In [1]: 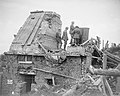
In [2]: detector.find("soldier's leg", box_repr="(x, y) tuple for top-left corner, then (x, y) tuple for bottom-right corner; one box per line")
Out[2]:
(79, 37), (82, 44)
(59, 43), (62, 49)
(76, 38), (79, 45)
(74, 38), (77, 45)
(64, 41), (67, 50)
(70, 35), (72, 44)
(57, 42), (59, 49)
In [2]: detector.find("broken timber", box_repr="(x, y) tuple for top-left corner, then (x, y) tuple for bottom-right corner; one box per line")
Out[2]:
(104, 51), (120, 64)
(34, 68), (82, 81)
(33, 68), (98, 82)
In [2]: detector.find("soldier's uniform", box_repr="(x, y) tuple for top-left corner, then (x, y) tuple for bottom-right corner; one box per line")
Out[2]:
(73, 26), (82, 45)
(56, 30), (62, 49)
(69, 22), (74, 45)
(62, 27), (68, 50)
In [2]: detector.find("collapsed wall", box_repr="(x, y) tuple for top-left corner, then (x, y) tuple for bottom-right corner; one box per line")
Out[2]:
(2, 10), (105, 96)
(9, 11), (62, 55)
(1, 11), (63, 96)
(34, 56), (83, 91)
(2, 11), (86, 95)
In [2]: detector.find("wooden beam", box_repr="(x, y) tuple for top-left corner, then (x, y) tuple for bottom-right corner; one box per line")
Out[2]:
(27, 13), (45, 45)
(33, 68), (81, 81)
(107, 62), (117, 66)
(92, 56), (102, 61)
(33, 68), (99, 83)
(102, 53), (113, 96)
(104, 51), (120, 63)
(103, 54), (107, 69)
(107, 56), (119, 64)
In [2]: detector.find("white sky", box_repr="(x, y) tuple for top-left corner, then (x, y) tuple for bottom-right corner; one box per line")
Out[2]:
(0, 0), (120, 54)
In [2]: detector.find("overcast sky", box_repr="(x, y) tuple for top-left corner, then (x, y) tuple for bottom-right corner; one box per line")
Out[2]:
(0, 0), (120, 54)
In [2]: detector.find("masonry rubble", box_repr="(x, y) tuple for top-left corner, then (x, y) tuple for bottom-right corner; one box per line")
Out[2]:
(0, 10), (120, 96)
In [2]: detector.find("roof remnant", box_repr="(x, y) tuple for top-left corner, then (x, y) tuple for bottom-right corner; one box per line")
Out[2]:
(9, 11), (62, 55)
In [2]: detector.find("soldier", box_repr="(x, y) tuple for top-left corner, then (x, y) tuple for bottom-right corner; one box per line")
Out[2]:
(105, 40), (109, 50)
(73, 26), (82, 45)
(56, 29), (62, 49)
(96, 36), (101, 48)
(69, 21), (75, 45)
(62, 27), (68, 50)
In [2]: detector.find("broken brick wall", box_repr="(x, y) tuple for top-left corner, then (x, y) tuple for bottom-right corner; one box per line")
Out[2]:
(34, 56), (83, 91)
(1, 54), (84, 94)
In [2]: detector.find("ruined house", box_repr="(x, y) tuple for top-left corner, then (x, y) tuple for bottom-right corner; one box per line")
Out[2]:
(1, 10), (120, 96)
(1, 10), (91, 95)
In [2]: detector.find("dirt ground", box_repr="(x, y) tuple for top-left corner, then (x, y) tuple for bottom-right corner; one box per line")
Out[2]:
(22, 88), (104, 96)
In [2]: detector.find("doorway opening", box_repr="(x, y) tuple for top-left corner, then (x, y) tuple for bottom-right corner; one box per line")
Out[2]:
(20, 74), (36, 93)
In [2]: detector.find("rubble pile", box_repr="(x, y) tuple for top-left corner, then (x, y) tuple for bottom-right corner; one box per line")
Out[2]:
(0, 11), (120, 96)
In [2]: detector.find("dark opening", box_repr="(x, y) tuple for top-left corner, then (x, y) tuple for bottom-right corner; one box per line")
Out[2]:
(25, 75), (35, 92)
(92, 49), (102, 68)
(18, 55), (25, 61)
(20, 74), (35, 93)
(46, 78), (53, 86)
(31, 17), (35, 19)
(34, 56), (41, 61)
(27, 56), (32, 61)
(18, 55), (32, 62)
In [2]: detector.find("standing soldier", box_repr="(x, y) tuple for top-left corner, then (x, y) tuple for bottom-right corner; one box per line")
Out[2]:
(96, 36), (101, 48)
(56, 29), (62, 49)
(62, 27), (68, 50)
(105, 40), (109, 50)
(69, 21), (75, 45)
(73, 26), (82, 45)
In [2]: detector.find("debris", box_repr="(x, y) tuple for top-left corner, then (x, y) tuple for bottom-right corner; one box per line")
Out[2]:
(1, 10), (120, 96)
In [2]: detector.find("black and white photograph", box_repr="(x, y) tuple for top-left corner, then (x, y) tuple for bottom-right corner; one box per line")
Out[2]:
(0, 0), (120, 96)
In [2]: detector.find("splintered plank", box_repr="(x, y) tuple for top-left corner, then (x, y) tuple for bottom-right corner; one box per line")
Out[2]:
(33, 68), (81, 81)
(26, 13), (45, 45)
(13, 13), (42, 45)
(103, 53), (107, 69)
